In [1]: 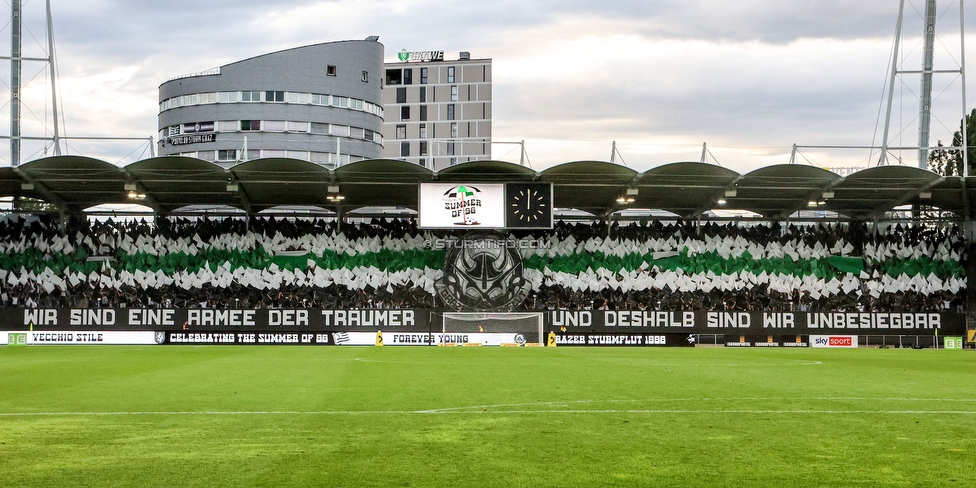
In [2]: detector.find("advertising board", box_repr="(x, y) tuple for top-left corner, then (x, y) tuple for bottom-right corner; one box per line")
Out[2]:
(810, 335), (858, 348)
(2, 331), (161, 345)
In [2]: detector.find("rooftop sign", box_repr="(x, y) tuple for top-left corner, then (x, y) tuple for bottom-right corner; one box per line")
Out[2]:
(397, 49), (444, 62)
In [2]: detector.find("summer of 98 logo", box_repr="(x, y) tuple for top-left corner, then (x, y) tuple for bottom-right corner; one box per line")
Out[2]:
(442, 185), (483, 226)
(436, 232), (531, 311)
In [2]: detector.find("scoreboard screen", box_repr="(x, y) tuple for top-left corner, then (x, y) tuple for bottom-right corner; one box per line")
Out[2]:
(418, 183), (552, 229)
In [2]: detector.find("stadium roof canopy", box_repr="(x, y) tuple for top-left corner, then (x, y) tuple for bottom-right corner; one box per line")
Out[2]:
(1, 156), (967, 220)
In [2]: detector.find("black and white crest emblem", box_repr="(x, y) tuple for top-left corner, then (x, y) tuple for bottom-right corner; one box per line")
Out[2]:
(154, 331), (166, 344)
(436, 231), (530, 311)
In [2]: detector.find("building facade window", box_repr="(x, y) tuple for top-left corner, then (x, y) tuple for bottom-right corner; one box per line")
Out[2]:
(287, 120), (309, 132)
(362, 70), (369, 82)
(447, 66), (455, 83)
(403, 69), (412, 85)
(400, 106), (410, 120)
(419, 123), (426, 139)
(263, 120), (286, 131)
(419, 158), (426, 167)
(451, 85), (458, 101)
(385, 69), (402, 85)
(396, 124), (406, 139)
(160, 90), (384, 118)
(419, 105), (427, 121)
(217, 149), (238, 161)
(396, 87), (407, 104)
(327, 65), (337, 76)
(241, 120), (261, 131)
(218, 91), (239, 103)
(447, 104), (455, 120)
(419, 141), (428, 156)
(286, 92), (309, 104)
(421, 67), (428, 84)
(451, 122), (458, 138)
(400, 141), (410, 157)
(310, 152), (328, 164)
(450, 157), (458, 166)
(419, 86), (426, 103)
(447, 141), (455, 155)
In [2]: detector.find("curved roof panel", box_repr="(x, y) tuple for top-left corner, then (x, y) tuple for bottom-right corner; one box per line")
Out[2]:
(231, 157), (332, 180)
(335, 159), (433, 210)
(230, 158), (332, 212)
(124, 156), (235, 212)
(335, 158), (433, 182)
(733, 164), (840, 218)
(18, 156), (127, 209)
(632, 162), (739, 217)
(829, 166), (944, 218)
(541, 161), (637, 216)
(437, 160), (537, 183)
(1, 156), (969, 220)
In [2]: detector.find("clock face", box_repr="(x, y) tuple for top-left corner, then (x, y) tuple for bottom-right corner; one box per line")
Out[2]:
(512, 188), (545, 222)
(505, 183), (552, 228)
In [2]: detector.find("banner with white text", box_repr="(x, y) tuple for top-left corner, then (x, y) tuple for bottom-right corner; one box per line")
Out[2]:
(545, 310), (963, 336)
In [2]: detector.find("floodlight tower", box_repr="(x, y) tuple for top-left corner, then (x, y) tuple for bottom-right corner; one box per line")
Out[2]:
(879, 0), (968, 174)
(4, 0), (62, 167)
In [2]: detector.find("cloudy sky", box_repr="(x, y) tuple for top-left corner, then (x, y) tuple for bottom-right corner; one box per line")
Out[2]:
(2, 0), (974, 173)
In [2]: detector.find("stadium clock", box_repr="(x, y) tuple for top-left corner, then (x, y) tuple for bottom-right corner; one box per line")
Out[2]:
(505, 183), (552, 228)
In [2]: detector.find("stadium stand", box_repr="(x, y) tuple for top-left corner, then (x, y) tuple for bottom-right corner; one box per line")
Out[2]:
(0, 214), (965, 313)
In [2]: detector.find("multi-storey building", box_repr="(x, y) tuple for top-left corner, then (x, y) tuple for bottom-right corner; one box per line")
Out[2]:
(382, 51), (491, 170)
(157, 39), (384, 167)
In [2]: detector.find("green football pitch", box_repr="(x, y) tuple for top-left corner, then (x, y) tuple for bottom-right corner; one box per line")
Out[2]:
(0, 345), (973, 487)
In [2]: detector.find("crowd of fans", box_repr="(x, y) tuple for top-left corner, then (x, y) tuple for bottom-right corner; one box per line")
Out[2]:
(0, 214), (967, 313)
(522, 220), (967, 313)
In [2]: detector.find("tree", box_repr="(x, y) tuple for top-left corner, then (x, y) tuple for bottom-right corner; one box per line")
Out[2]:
(928, 140), (956, 175)
(928, 108), (976, 176)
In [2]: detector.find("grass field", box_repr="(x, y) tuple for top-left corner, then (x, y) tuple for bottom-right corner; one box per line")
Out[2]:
(0, 345), (973, 487)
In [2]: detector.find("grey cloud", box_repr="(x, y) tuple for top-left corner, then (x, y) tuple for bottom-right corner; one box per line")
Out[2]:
(4, 0), (969, 172)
